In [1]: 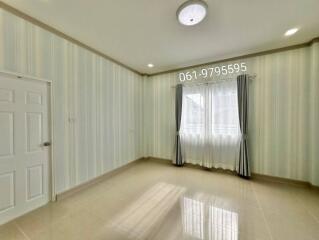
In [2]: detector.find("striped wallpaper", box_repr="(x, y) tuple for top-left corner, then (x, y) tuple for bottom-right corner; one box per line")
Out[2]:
(1, 6), (319, 190)
(0, 9), (144, 194)
(145, 43), (319, 186)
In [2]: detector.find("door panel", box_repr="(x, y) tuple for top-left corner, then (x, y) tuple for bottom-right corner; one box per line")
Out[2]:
(25, 91), (42, 105)
(0, 88), (14, 103)
(0, 112), (14, 158)
(0, 74), (50, 225)
(26, 165), (43, 201)
(26, 112), (43, 153)
(0, 172), (15, 212)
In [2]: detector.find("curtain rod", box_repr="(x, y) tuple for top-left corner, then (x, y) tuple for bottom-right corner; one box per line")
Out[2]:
(171, 74), (256, 88)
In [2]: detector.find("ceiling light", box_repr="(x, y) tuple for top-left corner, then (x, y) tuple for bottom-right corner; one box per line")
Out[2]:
(177, 0), (208, 26)
(285, 28), (299, 36)
(147, 63), (154, 68)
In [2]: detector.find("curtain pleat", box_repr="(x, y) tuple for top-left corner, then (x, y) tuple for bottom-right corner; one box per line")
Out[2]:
(180, 81), (240, 170)
(174, 84), (183, 166)
(237, 74), (250, 178)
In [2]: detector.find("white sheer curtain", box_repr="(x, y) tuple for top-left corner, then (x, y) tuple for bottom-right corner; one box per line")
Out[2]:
(180, 80), (240, 170)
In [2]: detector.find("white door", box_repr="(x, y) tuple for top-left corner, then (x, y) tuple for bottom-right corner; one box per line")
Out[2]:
(0, 73), (50, 225)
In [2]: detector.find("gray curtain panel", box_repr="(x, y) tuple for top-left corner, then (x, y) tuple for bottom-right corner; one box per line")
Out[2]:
(237, 74), (250, 178)
(174, 84), (183, 166)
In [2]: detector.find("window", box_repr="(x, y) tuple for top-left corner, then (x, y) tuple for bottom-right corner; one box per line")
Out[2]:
(210, 88), (240, 136)
(181, 81), (240, 137)
(180, 81), (240, 169)
(183, 93), (204, 134)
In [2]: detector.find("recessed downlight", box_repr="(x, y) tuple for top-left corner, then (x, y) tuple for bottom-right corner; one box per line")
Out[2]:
(147, 63), (154, 68)
(177, 0), (208, 26)
(285, 28), (299, 36)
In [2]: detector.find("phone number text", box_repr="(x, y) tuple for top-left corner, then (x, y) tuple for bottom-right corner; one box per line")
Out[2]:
(178, 62), (247, 82)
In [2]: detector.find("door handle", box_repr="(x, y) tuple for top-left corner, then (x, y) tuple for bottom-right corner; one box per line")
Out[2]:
(43, 142), (51, 147)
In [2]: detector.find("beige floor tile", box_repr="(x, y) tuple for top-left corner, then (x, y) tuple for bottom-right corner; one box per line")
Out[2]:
(54, 211), (105, 240)
(264, 211), (319, 240)
(93, 225), (131, 240)
(238, 231), (271, 240)
(29, 226), (65, 240)
(14, 199), (81, 238)
(0, 223), (28, 240)
(1, 160), (318, 240)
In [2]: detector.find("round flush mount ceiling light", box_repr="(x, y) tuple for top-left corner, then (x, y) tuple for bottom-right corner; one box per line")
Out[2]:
(177, 0), (208, 26)
(285, 28), (299, 36)
(147, 63), (154, 68)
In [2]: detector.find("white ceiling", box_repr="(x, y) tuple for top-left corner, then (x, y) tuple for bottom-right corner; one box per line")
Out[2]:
(3, 0), (319, 74)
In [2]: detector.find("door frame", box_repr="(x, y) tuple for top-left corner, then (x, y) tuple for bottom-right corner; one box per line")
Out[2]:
(0, 69), (56, 202)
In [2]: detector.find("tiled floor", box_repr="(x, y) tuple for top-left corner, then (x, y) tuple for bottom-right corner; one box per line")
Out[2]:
(1, 160), (319, 240)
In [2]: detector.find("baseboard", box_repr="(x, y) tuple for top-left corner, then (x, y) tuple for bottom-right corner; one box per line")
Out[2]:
(146, 156), (319, 189)
(145, 156), (172, 164)
(56, 156), (318, 200)
(56, 157), (146, 201)
(251, 173), (310, 187)
(252, 173), (319, 190)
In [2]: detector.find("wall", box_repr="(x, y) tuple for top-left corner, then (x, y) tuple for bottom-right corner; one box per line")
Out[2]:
(144, 43), (319, 186)
(0, 9), (144, 194)
(1, 6), (318, 189)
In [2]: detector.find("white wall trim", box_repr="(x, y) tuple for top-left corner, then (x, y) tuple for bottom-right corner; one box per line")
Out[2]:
(0, 69), (52, 83)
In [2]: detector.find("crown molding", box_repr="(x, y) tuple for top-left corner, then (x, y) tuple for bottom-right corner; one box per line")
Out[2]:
(0, 2), (143, 75)
(149, 37), (319, 76)
(1, 2), (318, 77)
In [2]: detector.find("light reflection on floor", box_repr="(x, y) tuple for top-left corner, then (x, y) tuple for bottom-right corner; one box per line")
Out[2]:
(109, 182), (238, 240)
(182, 194), (238, 240)
(5, 161), (318, 240)
(109, 182), (186, 239)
